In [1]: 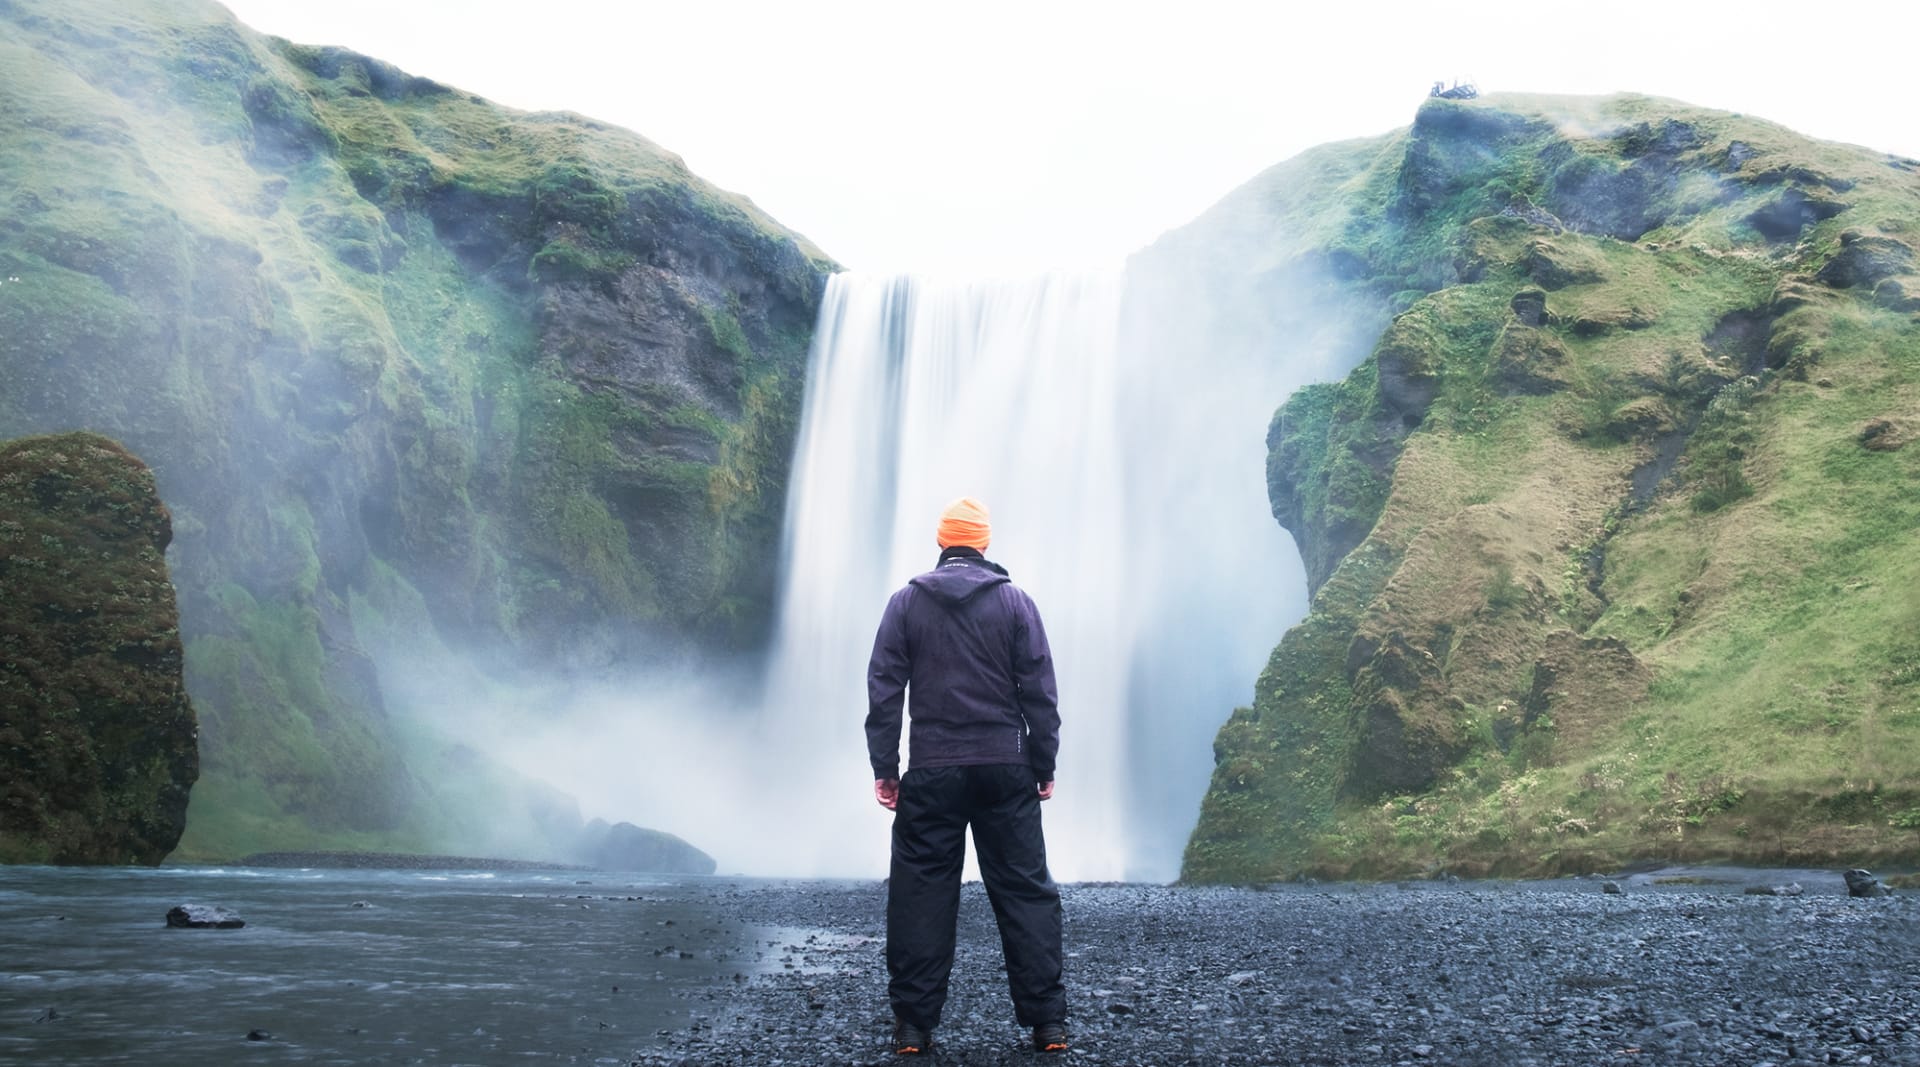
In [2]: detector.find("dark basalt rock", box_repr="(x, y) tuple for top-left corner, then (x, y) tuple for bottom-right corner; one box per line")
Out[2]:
(1745, 187), (1848, 240)
(1817, 231), (1915, 289)
(167, 904), (245, 929)
(1510, 288), (1549, 327)
(1874, 275), (1920, 312)
(1844, 869), (1891, 898)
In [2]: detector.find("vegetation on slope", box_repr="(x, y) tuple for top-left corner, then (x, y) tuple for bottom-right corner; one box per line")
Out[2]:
(1185, 94), (1920, 881)
(0, 0), (830, 860)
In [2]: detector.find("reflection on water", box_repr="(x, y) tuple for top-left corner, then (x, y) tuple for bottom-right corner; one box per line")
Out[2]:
(0, 865), (744, 1065)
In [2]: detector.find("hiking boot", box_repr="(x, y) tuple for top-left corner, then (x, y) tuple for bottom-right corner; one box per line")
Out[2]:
(1032, 1021), (1069, 1054)
(892, 1018), (931, 1056)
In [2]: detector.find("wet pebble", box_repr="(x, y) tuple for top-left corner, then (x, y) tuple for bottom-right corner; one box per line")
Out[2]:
(625, 877), (1918, 1066)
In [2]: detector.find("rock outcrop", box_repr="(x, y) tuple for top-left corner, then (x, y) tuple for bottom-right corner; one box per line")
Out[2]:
(1184, 94), (1920, 883)
(574, 819), (716, 875)
(0, 0), (829, 859)
(0, 433), (198, 864)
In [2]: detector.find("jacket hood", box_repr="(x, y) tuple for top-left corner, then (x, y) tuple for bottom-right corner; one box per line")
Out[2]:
(909, 552), (1010, 607)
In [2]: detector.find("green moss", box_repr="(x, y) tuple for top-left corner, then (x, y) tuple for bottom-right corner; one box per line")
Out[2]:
(0, 432), (197, 864)
(1188, 91), (1920, 882)
(0, 0), (832, 860)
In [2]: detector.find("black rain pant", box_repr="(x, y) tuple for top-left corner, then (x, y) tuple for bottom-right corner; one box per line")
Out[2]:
(886, 763), (1065, 1031)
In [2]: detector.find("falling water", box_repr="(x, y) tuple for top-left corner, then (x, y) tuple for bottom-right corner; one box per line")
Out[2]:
(744, 268), (1331, 882)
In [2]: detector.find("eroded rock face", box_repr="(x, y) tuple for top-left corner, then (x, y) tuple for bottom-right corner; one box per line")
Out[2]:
(0, 0), (830, 857)
(0, 433), (198, 865)
(1817, 231), (1915, 289)
(1345, 634), (1469, 797)
(1186, 93), (1920, 885)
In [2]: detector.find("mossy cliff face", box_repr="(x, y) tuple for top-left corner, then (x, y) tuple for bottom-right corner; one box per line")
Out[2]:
(0, 433), (198, 864)
(1185, 94), (1920, 882)
(0, 0), (830, 858)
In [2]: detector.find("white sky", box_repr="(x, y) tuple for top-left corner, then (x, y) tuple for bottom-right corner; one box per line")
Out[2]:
(217, 0), (1920, 276)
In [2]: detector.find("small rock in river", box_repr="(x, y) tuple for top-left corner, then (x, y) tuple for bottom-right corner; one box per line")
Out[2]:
(1845, 869), (1891, 898)
(246, 1029), (272, 1041)
(167, 904), (244, 929)
(348, 900), (372, 909)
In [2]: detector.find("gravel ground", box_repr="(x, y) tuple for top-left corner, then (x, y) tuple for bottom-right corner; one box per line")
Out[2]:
(630, 871), (1920, 1067)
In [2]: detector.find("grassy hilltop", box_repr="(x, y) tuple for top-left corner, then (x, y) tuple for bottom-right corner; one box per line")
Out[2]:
(1183, 93), (1920, 881)
(0, 0), (830, 859)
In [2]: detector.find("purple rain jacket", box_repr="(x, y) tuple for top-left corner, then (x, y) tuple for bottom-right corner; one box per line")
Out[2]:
(865, 546), (1061, 783)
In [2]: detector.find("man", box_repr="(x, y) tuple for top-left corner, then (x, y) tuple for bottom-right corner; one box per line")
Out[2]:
(866, 496), (1068, 1057)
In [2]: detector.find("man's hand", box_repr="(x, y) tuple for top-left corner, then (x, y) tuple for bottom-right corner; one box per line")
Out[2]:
(1037, 780), (1054, 801)
(874, 778), (900, 811)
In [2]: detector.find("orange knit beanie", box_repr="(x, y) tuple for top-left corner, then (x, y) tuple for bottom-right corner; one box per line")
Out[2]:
(935, 497), (991, 551)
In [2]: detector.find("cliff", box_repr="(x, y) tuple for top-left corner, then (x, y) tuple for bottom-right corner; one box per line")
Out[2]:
(0, 432), (199, 864)
(0, 0), (830, 859)
(1184, 94), (1920, 881)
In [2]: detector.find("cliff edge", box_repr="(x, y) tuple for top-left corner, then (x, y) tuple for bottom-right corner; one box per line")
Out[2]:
(1185, 94), (1920, 881)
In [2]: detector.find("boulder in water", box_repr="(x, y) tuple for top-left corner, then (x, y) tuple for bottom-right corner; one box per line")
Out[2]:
(167, 904), (244, 929)
(1844, 869), (1891, 898)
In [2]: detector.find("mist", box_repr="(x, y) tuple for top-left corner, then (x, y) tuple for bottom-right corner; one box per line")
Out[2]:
(1, 0), (1402, 880)
(415, 235), (1380, 883)
(362, 228), (1388, 883)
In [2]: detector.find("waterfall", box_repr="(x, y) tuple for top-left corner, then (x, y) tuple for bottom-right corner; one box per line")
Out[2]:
(736, 268), (1323, 883)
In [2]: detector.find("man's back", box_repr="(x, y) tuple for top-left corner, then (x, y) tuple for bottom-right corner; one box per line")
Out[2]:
(865, 498), (1069, 1056)
(866, 549), (1059, 782)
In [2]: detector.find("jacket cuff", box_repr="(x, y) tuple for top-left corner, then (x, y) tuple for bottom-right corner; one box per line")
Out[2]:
(1031, 764), (1054, 783)
(873, 762), (899, 781)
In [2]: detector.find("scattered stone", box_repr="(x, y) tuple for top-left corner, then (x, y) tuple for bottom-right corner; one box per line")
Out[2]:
(167, 904), (244, 929)
(33, 1008), (60, 1024)
(348, 900), (372, 909)
(1845, 870), (1892, 898)
(1745, 883), (1805, 897)
(1602, 881), (1623, 894)
(1226, 971), (1260, 986)
(1107, 1003), (1134, 1015)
